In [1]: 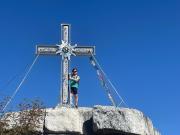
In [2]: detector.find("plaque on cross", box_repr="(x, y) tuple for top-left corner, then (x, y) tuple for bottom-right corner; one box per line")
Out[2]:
(36, 24), (95, 106)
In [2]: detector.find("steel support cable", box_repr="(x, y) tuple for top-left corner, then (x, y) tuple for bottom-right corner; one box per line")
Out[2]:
(90, 57), (116, 106)
(2, 55), (39, 112)
(89, 52), (128, 107)
(0, 62), (30, 94)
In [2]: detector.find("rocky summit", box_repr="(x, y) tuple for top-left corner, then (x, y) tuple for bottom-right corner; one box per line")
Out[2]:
(42, 105), (160, 135)
(5, 105), (160, 135)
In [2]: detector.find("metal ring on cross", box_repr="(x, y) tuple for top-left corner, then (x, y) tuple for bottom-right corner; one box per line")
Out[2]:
(62, 47), (69, 54)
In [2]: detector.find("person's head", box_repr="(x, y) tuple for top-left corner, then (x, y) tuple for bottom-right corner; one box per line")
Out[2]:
(72, 68), (78, 75)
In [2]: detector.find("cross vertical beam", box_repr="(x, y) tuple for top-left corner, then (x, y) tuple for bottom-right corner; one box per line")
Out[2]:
(61, 24), (70, 105)
(61, 24), (70, 44)
(61, 57), (69, 104)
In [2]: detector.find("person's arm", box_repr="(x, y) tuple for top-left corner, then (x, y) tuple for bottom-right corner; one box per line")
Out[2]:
(70, 76), (80, 82)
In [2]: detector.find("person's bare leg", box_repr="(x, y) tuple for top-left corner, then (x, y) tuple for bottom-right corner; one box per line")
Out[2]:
(75, 94), (78, 108)
(70, 93), (73, 106)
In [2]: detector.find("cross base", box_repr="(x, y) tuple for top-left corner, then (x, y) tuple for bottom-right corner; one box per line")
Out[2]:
(55, 103), (74, 109)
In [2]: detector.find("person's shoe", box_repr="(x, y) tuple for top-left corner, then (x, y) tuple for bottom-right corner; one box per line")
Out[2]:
(75, 105), (78, 108)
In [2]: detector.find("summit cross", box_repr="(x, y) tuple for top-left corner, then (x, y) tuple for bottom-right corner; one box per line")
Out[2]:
(36, 24), (95, 106)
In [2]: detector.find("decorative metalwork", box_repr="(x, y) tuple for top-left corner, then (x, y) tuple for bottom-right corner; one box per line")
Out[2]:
(36, 46), (58, 55)
(36, 45), (95, 56)
(62, 57), (69, 104)
(73, 46), (95, 56)
(56, 40), (77, 60)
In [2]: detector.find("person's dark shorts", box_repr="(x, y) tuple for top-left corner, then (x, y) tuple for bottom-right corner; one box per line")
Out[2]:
(71, 87), (78, 95)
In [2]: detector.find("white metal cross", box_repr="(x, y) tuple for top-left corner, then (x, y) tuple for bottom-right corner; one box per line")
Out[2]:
(36, 24), (95, 106)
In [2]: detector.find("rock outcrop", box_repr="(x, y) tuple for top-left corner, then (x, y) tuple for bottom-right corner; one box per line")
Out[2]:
(5, 105), (161, 135)
(44, 107), (93, 134)
(93, 106), (160, 135)
(43, 105), (160, 135)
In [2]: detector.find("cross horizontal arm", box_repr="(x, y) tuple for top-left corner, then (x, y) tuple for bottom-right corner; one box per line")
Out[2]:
(36, 45), (58, 55)
(74, 46), (95, 56)
(36, 45), (95, 56)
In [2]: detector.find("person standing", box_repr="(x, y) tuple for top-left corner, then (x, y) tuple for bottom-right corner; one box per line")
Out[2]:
(69, 68), (80, 108)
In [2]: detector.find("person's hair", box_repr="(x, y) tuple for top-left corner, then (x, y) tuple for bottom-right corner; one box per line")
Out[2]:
(72, 68), (77, 72)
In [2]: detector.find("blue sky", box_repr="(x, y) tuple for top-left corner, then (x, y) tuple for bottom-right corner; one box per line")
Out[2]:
(0, 0), (179, 134)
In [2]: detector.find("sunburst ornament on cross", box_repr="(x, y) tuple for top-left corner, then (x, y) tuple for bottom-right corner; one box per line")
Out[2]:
(56, 40), (77, 60)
